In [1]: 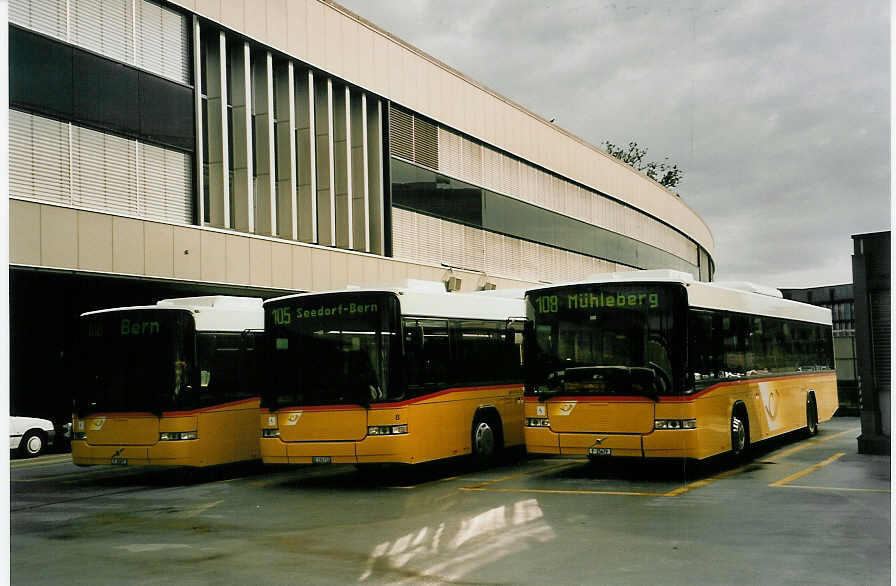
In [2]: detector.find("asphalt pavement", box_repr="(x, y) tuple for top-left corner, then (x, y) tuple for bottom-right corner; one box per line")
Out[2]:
(10, 416), (889, 585)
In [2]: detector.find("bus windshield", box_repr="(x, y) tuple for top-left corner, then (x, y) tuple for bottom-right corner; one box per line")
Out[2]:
(77, 309), (196, 415)
(264, 292), (401, 408)
(525, 283), (686, 398)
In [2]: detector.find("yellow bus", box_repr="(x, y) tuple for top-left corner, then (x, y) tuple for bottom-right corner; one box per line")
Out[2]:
(72, 296), (264, 468)
(523, 270), (837, 462)
(259, 283), (526, 466)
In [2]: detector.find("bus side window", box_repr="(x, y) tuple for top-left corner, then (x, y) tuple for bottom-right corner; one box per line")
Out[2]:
(452, 321), (504, 386)
(688, 310), (719, 390)
(404, 319), (451, 393)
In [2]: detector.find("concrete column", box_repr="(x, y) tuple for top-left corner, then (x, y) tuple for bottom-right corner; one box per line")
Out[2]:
(314, 77), (335, 246)
(206, 30), (230, 228)
(366, 97), (385, 255)
(333, 83), (352, 249)
(295, 70), (317, 243)
(192, 16), (204, 225)
(351, 91), (369, 252)
(230, 41), (253, 233)
(275, 61), (297, 240)
(252, 51), (276, 235)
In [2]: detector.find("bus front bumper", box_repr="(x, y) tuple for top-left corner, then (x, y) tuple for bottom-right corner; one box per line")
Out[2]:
(260, 434), (416, 465)
(71, 440), (200, 467)
(525, 428), (702, 459)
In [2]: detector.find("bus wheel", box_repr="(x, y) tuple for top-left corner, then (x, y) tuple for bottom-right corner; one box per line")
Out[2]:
(20, 430), (46, 458)
(805, 395), (819, 437)
(471, 416), (499, 467)
(730, 409), (750, 462)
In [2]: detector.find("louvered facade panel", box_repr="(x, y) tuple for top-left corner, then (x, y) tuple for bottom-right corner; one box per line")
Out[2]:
(140, 142), (193, 223)
(552, 175), (566, 213)
(460, 135), (482, 186)
(388, 106), (414, 160)
(136, 0), (191, 84)
(71, 0), (134, 64)
(520, 240), (540, 282)
(504, 155), (520, 199)
(412, 117), (438, 170)
(462, 224), (484, 269)
(504, 236), (522, 278)
(139, 142), (165, 218)
(568, 252), (584, 280)
(10, 110), (71, 205)
(536, 169), (550, 208)
(415, 213), (443, 265)
(10, 0), (68, 41)
(567, 183), (581, 220)
(483, 231), (504, 276)
(516, 164), (530, 204)
(390, 208), (418, 261)
(481, 147), (500, 194)
(537, 246), (553, 282)
(72, 125), (138, 216)
(437, 127), (463, 180)
(440, 220), (466, 268)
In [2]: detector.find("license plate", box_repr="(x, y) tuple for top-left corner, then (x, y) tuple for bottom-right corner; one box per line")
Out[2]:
(110, 457), (128, 465)
(312, 456), (332, 464)
(588, 447), (611, 457)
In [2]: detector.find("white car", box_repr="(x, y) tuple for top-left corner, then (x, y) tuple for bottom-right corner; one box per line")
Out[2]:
(10, 416), (56, 458)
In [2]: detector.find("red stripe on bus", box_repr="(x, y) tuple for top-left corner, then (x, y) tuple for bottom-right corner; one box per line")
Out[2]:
(271, 384), (522, 412)
(523, 372), (835, 403)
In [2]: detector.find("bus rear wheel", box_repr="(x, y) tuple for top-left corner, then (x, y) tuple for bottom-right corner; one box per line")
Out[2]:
(805, 395), (819, 437)
(730, 409), (750, 462)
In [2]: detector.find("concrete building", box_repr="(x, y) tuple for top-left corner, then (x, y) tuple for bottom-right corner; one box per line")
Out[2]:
(8, 0), (714, 423)
(851, 232), (889, 455)
(781, 284), (858, 414)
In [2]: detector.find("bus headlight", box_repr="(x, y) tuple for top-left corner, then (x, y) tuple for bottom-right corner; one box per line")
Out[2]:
(159, 431), (198, 441)
(526, 418), (551, 427)
(367, 424), (408, 436)
(72, 432), (87, 441)
(654, 419), (697, 430)
(262, 428), (280, 438)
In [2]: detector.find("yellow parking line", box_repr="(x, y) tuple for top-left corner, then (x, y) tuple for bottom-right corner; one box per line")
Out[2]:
(461, 461), (580, 490)
(772, 428), (858, 460)
(460, 486), (664, 496)
(663, 466), (745, 497)
(14, 470), (124, 483)
(776, 484), (890, 493)
(183, 499), (224, 517)
(770, 452), (846, 487)
(390, 474), (463, 490)
(11, 455), (73, 469)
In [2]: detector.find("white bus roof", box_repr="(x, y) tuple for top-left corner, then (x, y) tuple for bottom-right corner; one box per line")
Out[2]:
(265, 283), (526, 322)
(525, 270), (832, 326)
(81, 296), (264, 332)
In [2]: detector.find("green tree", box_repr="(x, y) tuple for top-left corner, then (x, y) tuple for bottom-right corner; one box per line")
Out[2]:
(602, 141), (683, 192)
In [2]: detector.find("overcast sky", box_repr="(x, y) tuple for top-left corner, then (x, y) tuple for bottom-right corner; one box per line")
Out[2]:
(337, 0), (890, 288)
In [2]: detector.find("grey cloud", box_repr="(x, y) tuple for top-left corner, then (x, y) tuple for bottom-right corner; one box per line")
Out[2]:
(338, 0), (889, 288)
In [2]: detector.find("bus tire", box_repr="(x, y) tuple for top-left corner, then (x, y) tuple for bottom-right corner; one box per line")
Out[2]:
(20, 430), (46, 458)
(471, 413), (502, 467)
(730, 406), (750, 462)
(805, 393), (819, 437)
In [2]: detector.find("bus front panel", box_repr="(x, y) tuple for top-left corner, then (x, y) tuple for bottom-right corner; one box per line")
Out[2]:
(524, 283), (688, 459)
